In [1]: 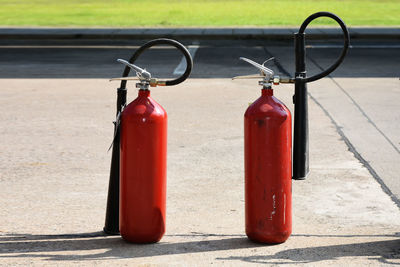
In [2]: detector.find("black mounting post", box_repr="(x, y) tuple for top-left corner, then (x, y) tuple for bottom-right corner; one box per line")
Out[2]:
(292, 12), (350, 180)
(103, 38), (193, 235)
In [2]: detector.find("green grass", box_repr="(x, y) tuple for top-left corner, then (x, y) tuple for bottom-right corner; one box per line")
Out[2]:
(0, 0), (399, 27)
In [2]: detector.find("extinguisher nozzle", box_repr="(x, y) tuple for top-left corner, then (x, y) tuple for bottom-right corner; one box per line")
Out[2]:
(103, 227), (120, 235)
(292, 174), (308, 180)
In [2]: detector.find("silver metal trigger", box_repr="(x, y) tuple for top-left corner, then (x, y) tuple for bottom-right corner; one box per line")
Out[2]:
(116, 59), (151, 81)
(110, 59), (165, 88)
(240, 57), (274, 78)
(233, 57), (294, 87)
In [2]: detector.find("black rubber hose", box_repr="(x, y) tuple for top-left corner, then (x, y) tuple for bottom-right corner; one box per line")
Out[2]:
(119, 38), (193, 89)
(298, 11), (350, 83)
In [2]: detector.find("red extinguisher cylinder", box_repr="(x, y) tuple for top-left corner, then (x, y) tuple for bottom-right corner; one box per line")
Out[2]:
(244, 89), (292, 243)
(120, 89), (167, 243)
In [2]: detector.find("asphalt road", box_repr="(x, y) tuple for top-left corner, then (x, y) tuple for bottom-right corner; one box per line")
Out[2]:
(0, 39), (399, 78)
(1, 39), (399, 206)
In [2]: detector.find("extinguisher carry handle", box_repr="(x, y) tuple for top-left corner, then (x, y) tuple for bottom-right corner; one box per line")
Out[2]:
(119, 38), (193, 89)
(297, 11), (350, 83)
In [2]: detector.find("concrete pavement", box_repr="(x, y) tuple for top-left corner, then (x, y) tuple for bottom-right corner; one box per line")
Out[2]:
(0, 78), (399, 265)
(0, 29), (399, 265)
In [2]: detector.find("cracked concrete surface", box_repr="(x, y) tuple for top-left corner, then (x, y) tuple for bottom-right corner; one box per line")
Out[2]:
(1, 78), (399, 266)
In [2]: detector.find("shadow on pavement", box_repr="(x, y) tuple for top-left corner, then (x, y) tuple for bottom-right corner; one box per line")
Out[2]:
(217, 239), (400, 265)
(1, 232), (399, 264)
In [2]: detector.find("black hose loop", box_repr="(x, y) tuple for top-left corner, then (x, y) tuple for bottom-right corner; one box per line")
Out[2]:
(298, 11), (350, 83)
(119, 38), (193, 89)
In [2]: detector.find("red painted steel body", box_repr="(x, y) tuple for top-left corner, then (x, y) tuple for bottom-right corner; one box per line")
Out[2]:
(120, 89), (167, 243)
(244, 89), (292, 243)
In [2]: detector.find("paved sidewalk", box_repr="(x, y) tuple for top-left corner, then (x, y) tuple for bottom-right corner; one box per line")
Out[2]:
(0, 78), (399, 265)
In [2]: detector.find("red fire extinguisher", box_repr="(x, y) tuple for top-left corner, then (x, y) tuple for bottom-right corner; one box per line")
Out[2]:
(104, 39), (193, 243)
(235, 12), (349, 244)
(235, 58), (294, 243)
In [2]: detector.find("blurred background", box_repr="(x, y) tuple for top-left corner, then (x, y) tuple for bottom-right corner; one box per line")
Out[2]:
(0, 0), (399, 27)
